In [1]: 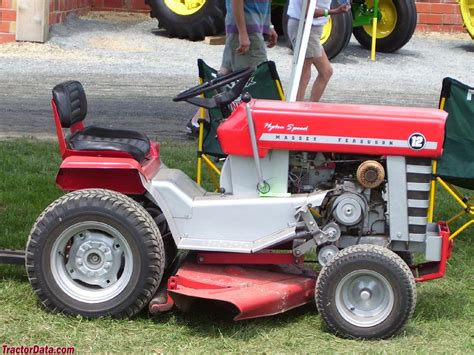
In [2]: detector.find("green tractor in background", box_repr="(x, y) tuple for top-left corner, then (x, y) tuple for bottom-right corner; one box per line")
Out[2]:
(145, 0), (417, 59)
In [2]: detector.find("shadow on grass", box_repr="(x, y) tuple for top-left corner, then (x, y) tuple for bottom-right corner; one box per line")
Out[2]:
(147, 300), (318, 340)
(0, 264), (28, 282)
(414, 286), (472, 321)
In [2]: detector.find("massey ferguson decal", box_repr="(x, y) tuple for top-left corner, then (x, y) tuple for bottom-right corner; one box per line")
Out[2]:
(260, 123), (437, 150)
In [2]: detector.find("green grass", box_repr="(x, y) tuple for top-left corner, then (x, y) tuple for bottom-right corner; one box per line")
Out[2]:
(1, 138), (473, 353)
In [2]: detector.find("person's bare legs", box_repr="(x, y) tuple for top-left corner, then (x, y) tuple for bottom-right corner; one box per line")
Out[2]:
(309, 50), (333, 102)
(296, 59), (313, 101)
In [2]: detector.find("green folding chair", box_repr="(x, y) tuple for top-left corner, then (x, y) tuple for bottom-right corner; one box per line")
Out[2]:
(428, 77), (474, 239)
(195, 59), (285, 187)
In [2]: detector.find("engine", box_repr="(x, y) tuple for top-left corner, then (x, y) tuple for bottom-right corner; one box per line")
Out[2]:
(289, 152), (388, 264)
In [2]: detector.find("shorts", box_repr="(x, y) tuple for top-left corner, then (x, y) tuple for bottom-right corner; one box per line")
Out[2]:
(287, 18), (324, 58)
(221, 32), (268, 72)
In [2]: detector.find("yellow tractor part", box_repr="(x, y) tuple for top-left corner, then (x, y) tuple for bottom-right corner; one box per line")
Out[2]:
(459, 0), (474, 38)
(362, 0), (397, 39)
(164, 0), (206, 16)
(321, 17), (333, 45)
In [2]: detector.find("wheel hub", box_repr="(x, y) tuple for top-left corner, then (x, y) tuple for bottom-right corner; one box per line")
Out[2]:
(321, 18), (333, 45)
(66, 232), (123, 288)
(51, 221), (133, 303)
(362, 0), (397, 39)
(360, 289), (372, 301)
(335, 269), (394, 327)
(164, 0), (206, 16)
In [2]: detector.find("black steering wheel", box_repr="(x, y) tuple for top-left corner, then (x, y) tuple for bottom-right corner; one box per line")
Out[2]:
(173, 67), (254, 102)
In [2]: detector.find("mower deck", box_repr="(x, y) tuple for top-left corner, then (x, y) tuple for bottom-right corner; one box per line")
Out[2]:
(167, 261), (317, 320)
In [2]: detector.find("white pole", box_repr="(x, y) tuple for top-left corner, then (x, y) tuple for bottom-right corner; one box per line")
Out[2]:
(287, 0), (317, 102)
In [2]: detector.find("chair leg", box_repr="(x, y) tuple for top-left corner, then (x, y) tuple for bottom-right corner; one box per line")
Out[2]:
(202, 154), (221, 191)
(446, 210), (467, 225)
(449, 219), (474, 240)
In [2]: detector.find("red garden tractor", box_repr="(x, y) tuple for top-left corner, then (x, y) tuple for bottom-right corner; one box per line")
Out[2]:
(25, 67), (453, 339)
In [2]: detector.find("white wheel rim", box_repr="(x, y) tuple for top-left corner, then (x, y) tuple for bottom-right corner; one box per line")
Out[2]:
(335, 269), (394, 327)
(50, 221), (133, 303)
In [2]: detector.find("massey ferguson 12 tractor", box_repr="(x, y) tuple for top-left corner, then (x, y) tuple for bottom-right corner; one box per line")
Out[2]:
(25, 66), (453, 339)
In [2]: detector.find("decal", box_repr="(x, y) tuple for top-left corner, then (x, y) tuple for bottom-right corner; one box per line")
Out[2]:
(408, 133), (426, 150)
(259, 133), (438, 150)
(264, 122), (309, 133)
(467, 89), (473, 101)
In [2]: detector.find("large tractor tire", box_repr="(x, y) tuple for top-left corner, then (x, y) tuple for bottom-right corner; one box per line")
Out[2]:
(282, 0), (352, 60)
(352, 0), (417, 52)
(146, 0), (226, 40)
(26, 189), (165, 318)
(322, 1), (353, 59)
(316, 244), (416, 339)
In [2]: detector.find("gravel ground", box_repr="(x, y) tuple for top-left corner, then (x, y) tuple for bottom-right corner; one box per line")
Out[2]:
(0, 11), (473, 140)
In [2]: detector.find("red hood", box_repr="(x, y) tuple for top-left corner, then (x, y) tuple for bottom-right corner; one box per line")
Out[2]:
(218, 99), (447, 158)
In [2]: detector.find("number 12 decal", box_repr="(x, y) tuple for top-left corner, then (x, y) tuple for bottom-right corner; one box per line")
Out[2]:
(408, 133), (426, 150)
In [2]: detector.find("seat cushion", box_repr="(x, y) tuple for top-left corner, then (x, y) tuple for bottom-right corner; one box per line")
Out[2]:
(68, 126), (150, 162)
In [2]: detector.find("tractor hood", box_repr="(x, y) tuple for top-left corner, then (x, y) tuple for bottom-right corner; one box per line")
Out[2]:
(218, 99), (447, 158)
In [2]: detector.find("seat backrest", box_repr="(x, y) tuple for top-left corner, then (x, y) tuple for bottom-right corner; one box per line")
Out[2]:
(437, 77), (474, 188)
(197, 59), (285, 157)
(52, 80), (87, 128)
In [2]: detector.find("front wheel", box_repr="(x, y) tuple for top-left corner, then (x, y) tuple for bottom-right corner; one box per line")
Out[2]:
(352, 0), (417, 52)
(26, 189), (165, 318)
(316, 244), (416, 339)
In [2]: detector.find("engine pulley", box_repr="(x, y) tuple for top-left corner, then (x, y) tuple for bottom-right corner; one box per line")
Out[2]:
(333, 193), (366, 226)
(356, 160), (385, 188)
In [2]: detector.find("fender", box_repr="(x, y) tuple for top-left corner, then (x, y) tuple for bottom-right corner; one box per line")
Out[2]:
(56, 150), (160, 194)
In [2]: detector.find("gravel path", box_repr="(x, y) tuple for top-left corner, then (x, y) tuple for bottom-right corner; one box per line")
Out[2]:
(0, 12), (473, 140)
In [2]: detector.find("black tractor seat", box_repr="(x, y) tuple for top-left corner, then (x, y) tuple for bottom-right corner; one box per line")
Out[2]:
(52, 80), (150, 162)
(67, 126), (150, 162)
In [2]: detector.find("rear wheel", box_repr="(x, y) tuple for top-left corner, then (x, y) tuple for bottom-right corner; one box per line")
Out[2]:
(26, 189), (165, 318)
(316, 244), (416, 339)
(146, 0), (226, 40)
(352, 0), (417, 52)
(322, 1), (353, 59)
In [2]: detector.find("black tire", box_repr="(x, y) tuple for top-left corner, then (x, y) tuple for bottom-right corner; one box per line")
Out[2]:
(26, 189), (165, 318)
(146, 206), (178, 269)
(146, 0), (226, 40)
(323, 1), (353, 59)
(282, 0), (352, 60)
(316, 244), (416, 339)
(271, 3), (285, 35)
(282, 3), (291, 48)
(352, 0), (417, 52)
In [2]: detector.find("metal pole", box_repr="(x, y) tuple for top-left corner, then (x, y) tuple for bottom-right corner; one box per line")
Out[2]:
(245, 101), (266, 190)
(288, 0), (317, 102)
(370, 0), (379, 61)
